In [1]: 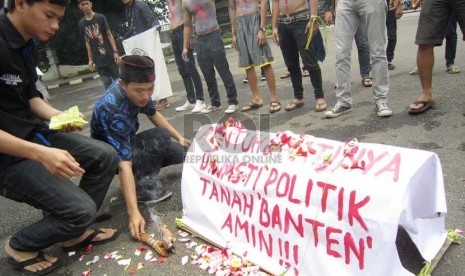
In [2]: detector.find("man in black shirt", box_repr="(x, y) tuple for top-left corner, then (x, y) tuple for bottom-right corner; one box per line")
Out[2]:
(0, 0), (118, 274)
(78, 0), (120, 89)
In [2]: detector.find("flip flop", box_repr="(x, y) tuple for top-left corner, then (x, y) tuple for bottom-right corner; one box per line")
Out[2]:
(241, 102), (263, 112)
(408, 101), (434, 115)
(362, 77), (372, 87)
(284, 100), (304, 111)
(8, 251), (61, 275)
(62, 228), (120, 252)
(269, 101), (281, 113)
(315, 99), (327, 112)
(155, 99), (170, 111)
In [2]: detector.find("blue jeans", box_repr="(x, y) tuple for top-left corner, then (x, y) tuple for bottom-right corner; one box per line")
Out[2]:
(278, 19), (324, 100)
(97, 62), (120, 89)
(445, 15), (458, 67)
(131, 128), (186, 186)
(196, 30), (238, 107)
(354, 24), (371, 78)
(171, 25), (204, 103)
(0, 132), (117, 252)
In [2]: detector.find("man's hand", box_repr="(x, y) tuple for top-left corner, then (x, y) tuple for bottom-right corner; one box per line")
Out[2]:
(324, 11), (333, 25)
(305, 19), (319, 37)
(257, 29), (266, 46)
(59, 112), (85, 132)
(181, 48), (189, 61)
(232, 33), (239, 51)
(114, 52), (120, 64)
(88, 60), (95, 71)
(179, 137), (192, 148)
(395, 3), (404, 19)
(129, 211), (146, 241)
(412, 0), (423, 9)
(36, 147), (85, 179)
(272, 28), (279, 45)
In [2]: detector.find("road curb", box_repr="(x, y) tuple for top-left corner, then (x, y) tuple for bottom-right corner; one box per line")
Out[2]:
(46, 74), (100, 90)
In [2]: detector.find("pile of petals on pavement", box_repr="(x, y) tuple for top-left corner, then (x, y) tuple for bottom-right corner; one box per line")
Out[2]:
(177, 230), (270, 276)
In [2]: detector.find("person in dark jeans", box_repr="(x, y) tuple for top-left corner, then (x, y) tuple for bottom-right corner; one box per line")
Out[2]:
(168, 0), (205, 113)
(445, 16), (460, 73)
(78, 0), (120, 89)
(386, 0), (403, 70)
(271, 0), (327, 112)
(1, 1), (118, 274)
(182, 0), (239, 114)
(91, 55), (191, 240)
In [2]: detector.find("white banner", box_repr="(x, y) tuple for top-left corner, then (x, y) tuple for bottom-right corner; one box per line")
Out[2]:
(122, 27), (173, 101)
(181, 123), (447, 276)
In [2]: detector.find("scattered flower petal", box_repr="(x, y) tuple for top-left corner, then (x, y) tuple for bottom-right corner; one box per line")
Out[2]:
(117, 258), (131, 267)
(181, 255), (189, 265)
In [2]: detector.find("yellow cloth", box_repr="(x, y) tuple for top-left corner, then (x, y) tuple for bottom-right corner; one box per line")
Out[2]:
(49, 106), (88, 130)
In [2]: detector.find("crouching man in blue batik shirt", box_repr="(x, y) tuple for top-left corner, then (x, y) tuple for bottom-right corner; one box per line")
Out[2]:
(91, 55), (191, 241)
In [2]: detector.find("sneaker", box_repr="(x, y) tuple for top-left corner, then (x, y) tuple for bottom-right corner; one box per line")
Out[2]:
(200, 105), (221, 114)
(388, 62), (395, 70)
(224, 104), (239, 114)
(446, 64), (460, 74)
(324, 104), (352, 118)
(137, 189), (172, 205)
(175, 100), (195, 112)
(409, 67), (418, 75)
(260, 75), (266, 81)
(375, 102), (392, 117)
(191, 100), (206, 113)
(243, 76), (249, 83)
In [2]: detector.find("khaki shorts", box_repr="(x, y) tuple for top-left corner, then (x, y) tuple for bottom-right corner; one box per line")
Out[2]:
(235, 12), (274, 69)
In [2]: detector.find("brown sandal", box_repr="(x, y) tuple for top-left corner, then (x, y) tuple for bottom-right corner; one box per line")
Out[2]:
(284, 100), (304, 111)
(315, 99), (327, 112)
(269, 101), (281, 113)
(362, 77), (372, 87)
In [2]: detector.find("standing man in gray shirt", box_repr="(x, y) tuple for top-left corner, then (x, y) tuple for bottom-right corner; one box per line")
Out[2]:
(182, 0), (239, 114)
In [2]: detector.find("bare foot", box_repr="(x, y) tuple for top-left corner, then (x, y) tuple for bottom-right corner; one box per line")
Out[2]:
(61, 228), (117, 248)
(5, 241), (58, 273)
(251, 97), (264, 106)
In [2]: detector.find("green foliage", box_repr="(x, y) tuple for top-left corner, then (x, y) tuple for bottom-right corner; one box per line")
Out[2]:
(162, 46), (173, 58)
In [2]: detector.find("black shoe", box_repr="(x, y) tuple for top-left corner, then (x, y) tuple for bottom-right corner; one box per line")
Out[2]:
(388, 62), (395, 70)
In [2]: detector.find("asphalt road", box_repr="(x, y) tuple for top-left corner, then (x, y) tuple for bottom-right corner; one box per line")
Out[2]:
(1, 12), (464, 276)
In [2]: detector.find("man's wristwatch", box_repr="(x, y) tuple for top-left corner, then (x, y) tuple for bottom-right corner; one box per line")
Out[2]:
(259, 27), (266, 33)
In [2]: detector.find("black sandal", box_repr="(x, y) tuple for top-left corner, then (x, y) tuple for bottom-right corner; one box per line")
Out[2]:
(62, 228), (120, 252)
(8, 251), (61, 275)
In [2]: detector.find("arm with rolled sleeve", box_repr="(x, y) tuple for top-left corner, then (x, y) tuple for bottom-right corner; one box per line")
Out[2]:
(100, 109), (146, 241)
